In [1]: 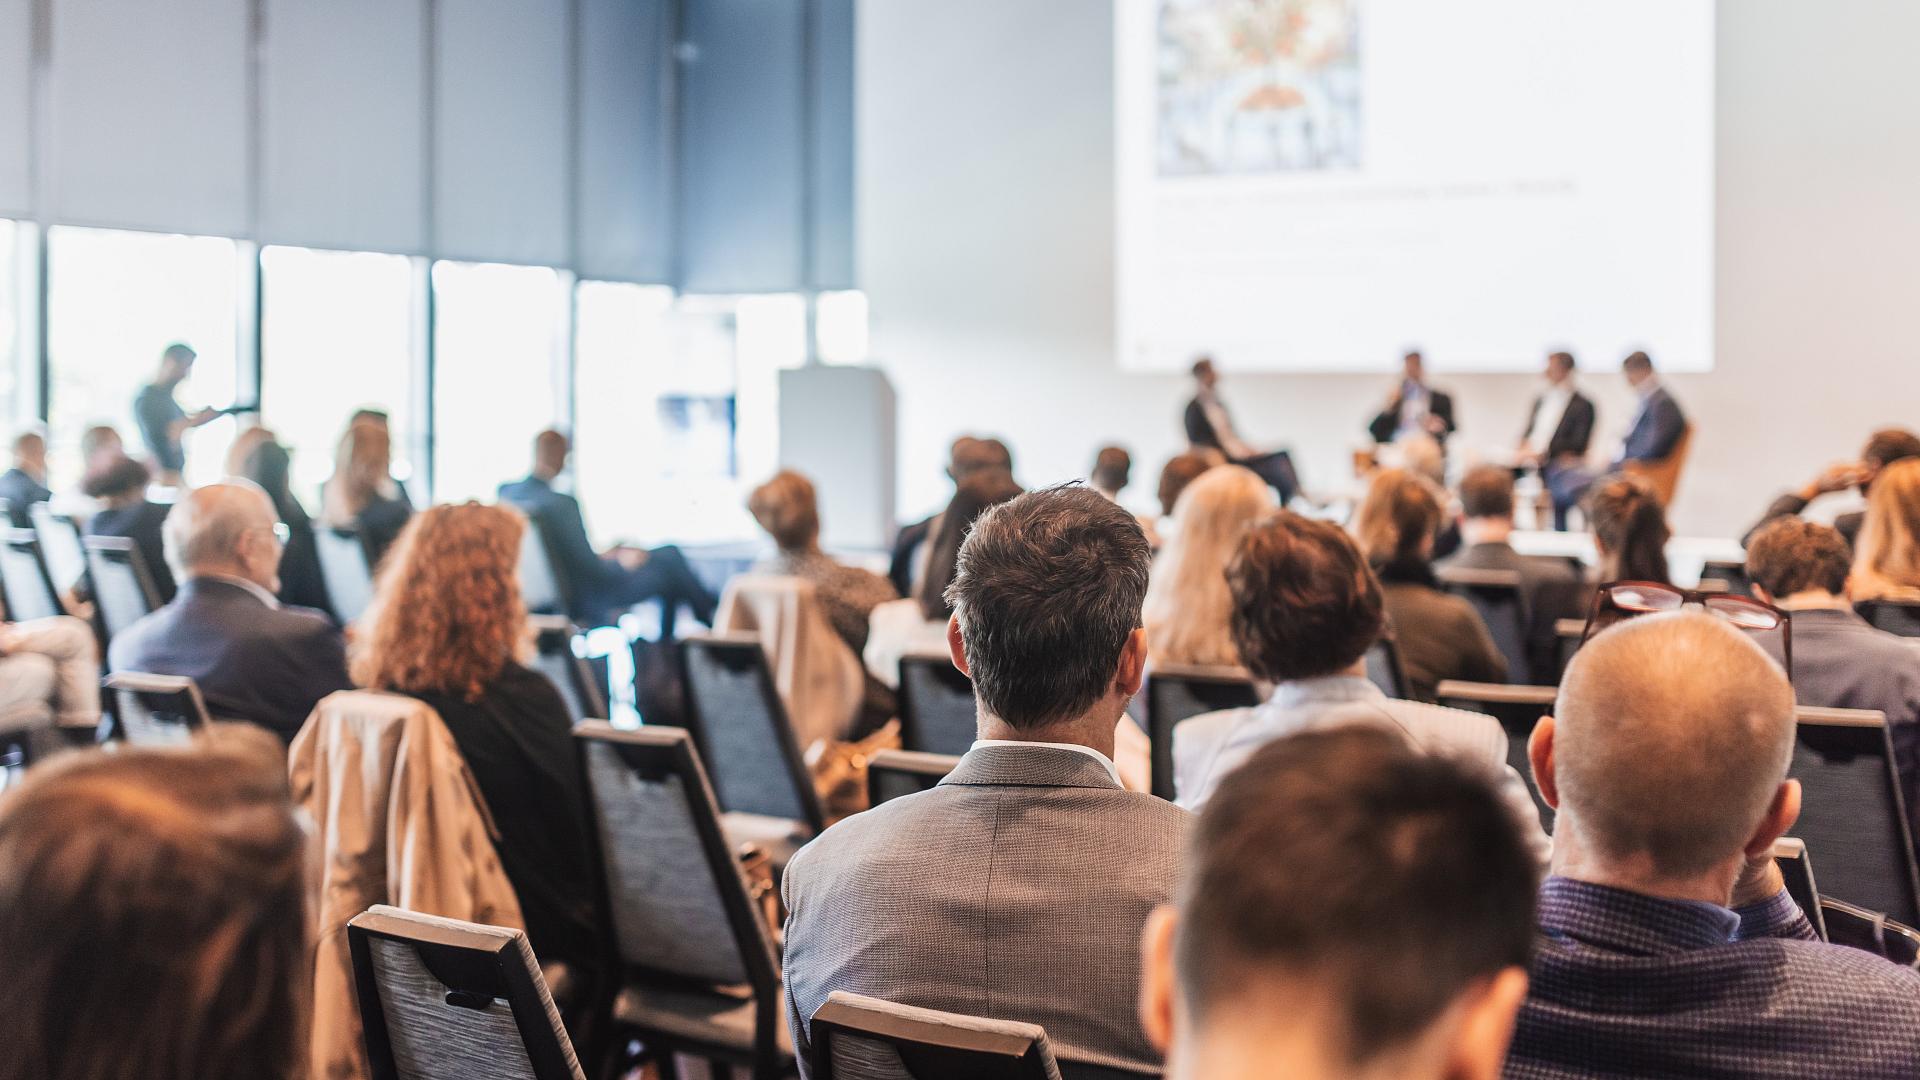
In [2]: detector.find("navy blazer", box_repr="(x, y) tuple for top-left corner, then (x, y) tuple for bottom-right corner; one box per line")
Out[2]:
(498, 475), (619, 610)
(0, 468), (51, 527)
(107, 577), (352, 742)
(1618, 385), (1687, 465)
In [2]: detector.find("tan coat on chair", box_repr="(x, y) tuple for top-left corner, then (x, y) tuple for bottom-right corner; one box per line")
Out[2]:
(715, 574), (864, 754)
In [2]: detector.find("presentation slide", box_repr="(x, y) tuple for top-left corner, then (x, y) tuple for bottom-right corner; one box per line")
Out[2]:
(1116, 0), (1716, 374)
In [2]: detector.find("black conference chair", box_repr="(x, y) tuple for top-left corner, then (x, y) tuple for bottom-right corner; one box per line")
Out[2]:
(574, 723), (793, 1080)
(82, 536), (160, 645)
(103, 672), (212, 747)
(0, 528), (65, 622)
(679, 634), (825, 867)
(1437, 566), (1530, 683)
(1552, 617), (1588, 682)
(29, 503), (87, 604)
(809, 991), (1063, 1080)
(1363, 632), (1410, 699)
(1790, 706), (1920, 925)
(348, 905), (587, 1080)
(1856, 600), (1920, 639)
(866, 749), (960, 807)
(312, 524), (376, 624)
(530, 615), (609, 721)
(1143, 664), (1261, 802)
(1773, 837), (1828, 941)
(1821, 897), (1920, 970)
(1697, 559), (1753, 596)
(897, 652), (977, 757)
(1434, 680), (1557, 832)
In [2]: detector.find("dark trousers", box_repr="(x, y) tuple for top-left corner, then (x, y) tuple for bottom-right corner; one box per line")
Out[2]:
(1544, 461), (1593, 531)
(1236, 450), (1301, 506)
(584, 545), (718, 639)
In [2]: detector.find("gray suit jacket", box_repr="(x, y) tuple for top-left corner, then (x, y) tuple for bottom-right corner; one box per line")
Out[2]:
(1775, 608), (1920, 838)
(781, 742), (1190, 1076)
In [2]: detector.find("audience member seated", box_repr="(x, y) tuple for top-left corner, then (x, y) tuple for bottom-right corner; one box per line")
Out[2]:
(1141, 727), (1536, 1080)
(784, 487), (1189, 1076)
(1353, 468), (1505, 700)
(1747, 518), (1920, 830)
(1851, 458), (1920, 604)
(1517, 351), (1596, 531)
(0, 726), (308, 1080)
(345, 407), (415, 507)
(350, 501), (599, 988)
(79, 423), (124, 474)
(1145, 447), (1225, 548)
(1587, 475), (1671, 586)
(1744, 428), (1920, 550)
(1509, 612), (1920, 1077)
(1091, 444), (1132, 502)
(0, 429), (51, 527)
(1142, 464), (1274, 668)
(0, 615), (101, 745)
(109, 482), (351, 742)
(887, 434), (1013, 598)
(1173, 511), (1547, 860)
(82, 453), (177, 602)
(232, 430), (330, 614)
(319, 416), (412, 568)
(1441, 465), (1584, 675)
(498, 429), (717, 633)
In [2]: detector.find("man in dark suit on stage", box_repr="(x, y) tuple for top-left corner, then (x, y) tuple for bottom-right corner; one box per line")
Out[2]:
(1614, 350), (1688, 468)
(1184, 357), (1299, 504)
(1367, 351), (1456, 447)
(1518, 351), (1597, 530)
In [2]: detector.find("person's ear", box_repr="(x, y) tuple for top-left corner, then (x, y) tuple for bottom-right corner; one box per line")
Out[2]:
(1743, 779), (1802, 862)
(1117, 627), (1148, 697)
(946, 615), (970, 677)
(1137, 905), (1179, 1057)
(1442, 967), (1528, 1080)
(1528, 716), (1559, 810)
(1751, 582), (1775, 607)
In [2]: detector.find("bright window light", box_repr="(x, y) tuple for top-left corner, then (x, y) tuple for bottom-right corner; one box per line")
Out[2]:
(0, 221), (22, 435)
(815, 289), (869, 365)
(431, 260), (567, 503)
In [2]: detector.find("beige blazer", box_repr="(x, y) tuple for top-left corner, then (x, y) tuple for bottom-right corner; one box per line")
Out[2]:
(716, 573), (864, 752)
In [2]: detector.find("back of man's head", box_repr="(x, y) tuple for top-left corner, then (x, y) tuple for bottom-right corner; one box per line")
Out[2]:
(947, 485), (1149, 730)
(1228, 511), (1384, 683)
(1149, 727), (1535, 1077)
(1863, 428), (1920, 472)
(1622, 351), (1654, 376)
(11, 429), (45, 467)
(1747, 519), (1850, 601)
(532, 428), (569, 476)
(1459, 465), (1516, 522)
(947, 435), (1013, 483)
(1092, 445), (1132, 494)
(163, 482), (277, 581)
(1552, 612), (1796, 878)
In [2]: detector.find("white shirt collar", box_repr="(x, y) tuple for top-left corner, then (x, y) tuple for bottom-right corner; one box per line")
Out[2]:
(199, 573), (281, 610)
(969, 739), (1122, 787)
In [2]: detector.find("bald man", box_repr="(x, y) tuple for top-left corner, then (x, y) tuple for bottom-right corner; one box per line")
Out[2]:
(1507, 612), (1920, 1079)
(108, 482), (350, 742)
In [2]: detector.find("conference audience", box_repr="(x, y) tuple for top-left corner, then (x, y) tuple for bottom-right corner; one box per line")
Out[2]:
(82, 452), (177, 602)
(1517, 351), (1596, 531)
(887, 434), (1013, 597)
(231, 431), (330, 614)
(109, 482), (351, 741)
(350, 501), (599, 987)
(0, 615), (100, 750)
(498, 429), (718, 633)
(1587, 475), (1671, 585)
(320, 417), (412, 567)
(1850, 457), (1920, 604)
(79, 423), (124, 472)
(1744, 428), (1920, 549)
(1142, 464), (1274, 668)
(1184, 358), (1299, 503)
(0, 429), (51, 527)
(0, 727), (308, 1080)
(1746, 518), (1920, 834)
(784, 486), (1188, 1076)
(1511, 611), (1920, 1076)
(1141, 728), (1535, 1080)
(1441, 465), (1585, 681)
(1173, 511), (1547, 860)
(1091, 444), (1132, 502)
(1352, 468), (1505, 699)
(1145, 447), (1225, 548)
(1368, 350), (1456, 447)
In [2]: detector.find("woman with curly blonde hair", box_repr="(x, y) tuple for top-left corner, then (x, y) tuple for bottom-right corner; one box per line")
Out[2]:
(352, 501), (598, 985)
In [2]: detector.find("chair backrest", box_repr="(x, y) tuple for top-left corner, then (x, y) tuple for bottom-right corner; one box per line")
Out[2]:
(0, 528), (63, 622)
(1818, 897), (1920, 970)
(528, 615), (608, 720)
(1363, 633), (1410, 699)
(1791, 705), (1920, 925)
(1434, 680), (1557, 832)
(29, 503), (87, 598)
(897, 652), (978, 756)
(573, 723), (781, 997)
(809, 990), (1063, 1080)
(1856, 600), (1920, 639)
(312, 524), (376, 624)
(1697, 559), (1755, 596)
(1624, 424), (1694, 507)
(1144, 663), (1261, 801)
(867, 749), (960, 807)
(517, 520), (566, 617)
(104, 672), (212, 746)
(1437, 566), (1530, 683)
(83, 535), (160, 642)
(1773, 837), (1827, 941)
(1552, 617), (1587, 682)
(348, 905), (586, 1080)
(678, 633), (824, 830)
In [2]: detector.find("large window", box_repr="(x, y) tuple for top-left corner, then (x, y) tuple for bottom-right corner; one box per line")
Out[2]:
(431, 261), (568, 503)
(260, 246), (419, 506)
(47, 226), (242, 490)
(0, 221), (23, 434)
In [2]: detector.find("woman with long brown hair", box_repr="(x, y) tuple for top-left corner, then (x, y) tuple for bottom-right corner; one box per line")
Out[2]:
(351, 502), (598, 986)
(320, 417), (411, 566)
(1588, 475), (1673, 585)
(1853, 458), (1920, 603)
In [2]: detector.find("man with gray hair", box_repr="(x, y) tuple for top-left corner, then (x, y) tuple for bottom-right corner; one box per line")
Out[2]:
(109, 482), (350, 742)
(783, 486), (1190, 1076)
(1508, 612), (1920, 1078)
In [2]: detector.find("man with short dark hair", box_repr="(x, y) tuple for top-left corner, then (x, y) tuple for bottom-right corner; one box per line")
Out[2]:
(0, 430), (51, 527)
(1510, 613), (1920, 1077)
(1091, 444), (1132, 501)
(783, 486), (1189, 1076)
(1139, 727), (1537, 1080)
(1368, 350), (1457, 447)
(133, 343), (221, 486)
(1614, 350), (1687, 468)
(1517, 351), (1596, 530)
(1173, 511), (1547, 861)
(1743, 428), (1920, 549)
(1441, 465), (1583, 681)
(886, 434), (1014, 597)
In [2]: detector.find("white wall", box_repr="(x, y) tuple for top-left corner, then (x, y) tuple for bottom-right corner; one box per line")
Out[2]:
(859, 0), (1920, 537)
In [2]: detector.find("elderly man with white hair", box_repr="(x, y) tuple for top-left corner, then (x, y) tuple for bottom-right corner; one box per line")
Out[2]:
(1507, 611), (1920, 1078)
(108, 481), (350, 742)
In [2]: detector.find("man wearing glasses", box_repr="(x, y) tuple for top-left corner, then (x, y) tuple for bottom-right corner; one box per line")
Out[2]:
(108, 482), (350, 743)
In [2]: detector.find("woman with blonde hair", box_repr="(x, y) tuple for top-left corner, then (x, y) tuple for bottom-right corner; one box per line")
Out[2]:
(352, 502), (597, 986)
(1142, 464), (1275, 668)
(1351, 468), (1505, 700)
(320, 418), (411, 565)
(1853, 458), (1920, 603)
